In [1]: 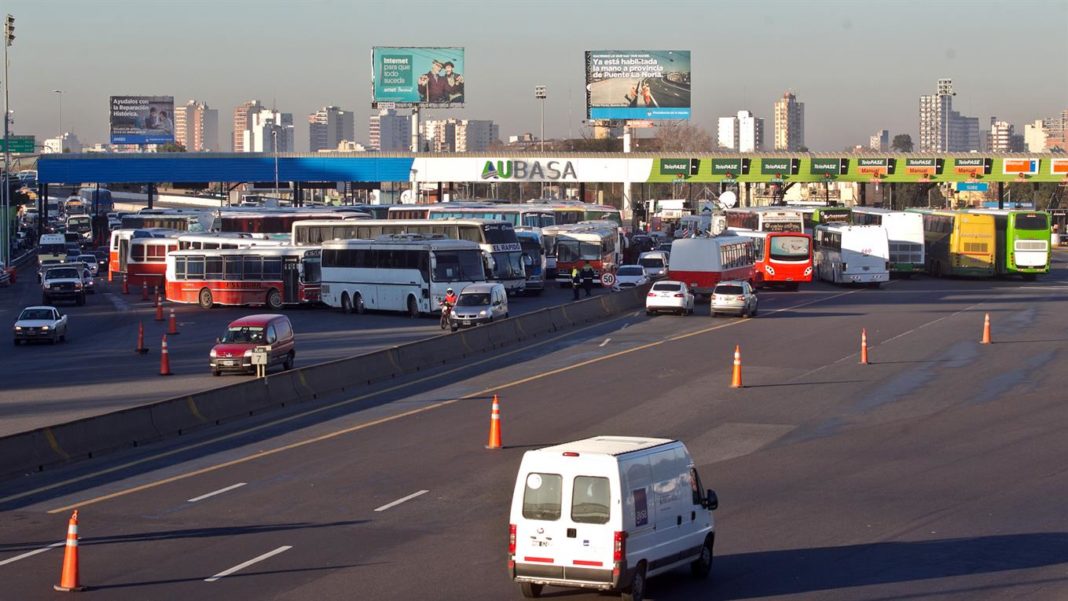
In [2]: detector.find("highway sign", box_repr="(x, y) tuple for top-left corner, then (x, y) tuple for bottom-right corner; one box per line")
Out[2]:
(1003, 158), (1038, 175)
(0, 136), (34, 153)
(956, 182), (989, 192)
(810, 158), (844, 176)
(600, 272), (616, 287)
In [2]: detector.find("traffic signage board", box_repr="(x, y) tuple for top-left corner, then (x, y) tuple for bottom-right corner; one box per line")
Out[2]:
(810, 158), (843, 176)
(0, 136), (34, 153)
(760, 158), (791, 175)
(956, 182), (989, 192)
(1002, 158), (1038, 175)
(1052, 158), (1068, 175)
(710, 158), (741, 175)
(600, 272), (616, 287)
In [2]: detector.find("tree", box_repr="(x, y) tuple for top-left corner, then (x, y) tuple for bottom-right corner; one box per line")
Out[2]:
(649, 122), (715, 152)
(891, 134), (913, 153)
(157, 142), (186, 153)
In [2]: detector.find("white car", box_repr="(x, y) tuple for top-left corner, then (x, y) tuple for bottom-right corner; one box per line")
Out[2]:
(711, 280), (759, 317)
(14, 305), (68, 345)
(77, 254), (100, 277)
(646, 280), (695, 316)
(638, 251), (669, 279)
(614, 264), (650, 290)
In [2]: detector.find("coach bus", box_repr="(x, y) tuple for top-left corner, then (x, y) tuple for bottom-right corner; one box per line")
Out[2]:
(165, 246), (322, 309)
(729, 229), (813, 289)
(851, 207), (925, 276)
(725, 207), (804, 233)
(795, 205), (851, 233)
(122, 209), (212, 232)
(386, 206), (431, 220)
(215, 209), (363, 236)
(667, 235), (756, 295)
(544, 222), (619, 285)
(427, 204), (556, 229)
(290, 218), (526, 294)
(320, 236), (487, 316)
(965, 209), (1050, 279)
(911, 210), (996, 278)
(515, 229), (547, 294)
(813, 224), (890, 286)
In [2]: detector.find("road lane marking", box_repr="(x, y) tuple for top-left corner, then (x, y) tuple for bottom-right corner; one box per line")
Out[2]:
(0, 541), (65, 566)
(37, 289), (863, 513)
(187, 482), (247, 503)
(599, 338), (611, 347)
(374, 489), (429, 512)
(204, 546), (292, 582)
(621, 323), (629, 330)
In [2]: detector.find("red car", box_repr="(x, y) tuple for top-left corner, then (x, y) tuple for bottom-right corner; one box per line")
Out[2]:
(209, 314), (295, 376)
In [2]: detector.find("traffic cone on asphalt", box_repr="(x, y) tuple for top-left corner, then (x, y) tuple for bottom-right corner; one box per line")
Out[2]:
(155, 294), (164, 321)
(981, 313), (992, 345)
(159, 335), (172, 376)
(167, 309), (179, 335)
(141, 280), (148, 301)
(53, 510), (87, 592)
(730, 345), (743, 388)
(486, 394), (503, 450)
(135, 321), (148, 355)
(122, 274), (129, 295)
(860, 328), (870, 365)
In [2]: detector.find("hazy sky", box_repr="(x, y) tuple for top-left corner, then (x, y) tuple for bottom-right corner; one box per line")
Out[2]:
(5, 0), (1067, 152)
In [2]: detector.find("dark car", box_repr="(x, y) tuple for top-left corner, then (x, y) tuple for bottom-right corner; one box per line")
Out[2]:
(91, 248), (110, 272)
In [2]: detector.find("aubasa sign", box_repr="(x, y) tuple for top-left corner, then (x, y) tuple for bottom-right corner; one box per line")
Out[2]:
(481, 160), (578, 181)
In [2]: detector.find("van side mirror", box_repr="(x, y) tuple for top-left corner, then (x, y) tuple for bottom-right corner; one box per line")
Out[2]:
(704, 489), (718, 511)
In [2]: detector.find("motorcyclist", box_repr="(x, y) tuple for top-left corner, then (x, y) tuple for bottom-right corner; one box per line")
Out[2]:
(442, 288), (458, 311)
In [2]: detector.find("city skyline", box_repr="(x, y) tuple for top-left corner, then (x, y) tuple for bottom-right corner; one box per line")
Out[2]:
(4, 0), (1066, 152)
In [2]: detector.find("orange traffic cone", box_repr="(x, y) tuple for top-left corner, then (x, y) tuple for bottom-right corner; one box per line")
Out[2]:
(486, 394), (502, 450)
(135, 321), (148, 355)
(167, 309), (179, 335)
(980, 313), (992, 345)
(860, 328), (870, 365)
(122, 274), (129, 295)
(53, 510), (87, 592)
(155, 294), (164, 321)
(730, 345), (743, 388)
(141, 280), (148, 301)
(159, 335), (172, 376)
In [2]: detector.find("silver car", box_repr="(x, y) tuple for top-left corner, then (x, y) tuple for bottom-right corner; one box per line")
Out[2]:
(711, 280), (758, 317)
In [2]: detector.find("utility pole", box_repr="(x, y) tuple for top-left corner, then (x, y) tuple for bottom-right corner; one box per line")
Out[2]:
(2, 14), (14, 268)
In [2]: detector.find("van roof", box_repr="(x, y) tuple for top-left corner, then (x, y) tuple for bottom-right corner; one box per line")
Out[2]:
(537, 436), (675, 457)
(227, 314), (287, 328)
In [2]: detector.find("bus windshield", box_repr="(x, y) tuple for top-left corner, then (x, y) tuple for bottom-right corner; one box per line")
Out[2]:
(769, 237), (811, 261)
(482, 225), (517, 245)
(433, 250), (485, 282)
(491, 251), (526, 279)
(1015, 214), (1049, 230)
(557, 240), (602, 262)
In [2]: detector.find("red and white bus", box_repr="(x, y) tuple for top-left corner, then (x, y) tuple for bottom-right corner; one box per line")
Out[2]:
(216, 210), (364, 236)
(729, 229), (813, 289)
(666, 235), (756, 295)
(121, 209), (213, 232)
(127, 235), (180, 289)
(165, 247), (323, 309)
(108, 228), (177, 283)
(724, 207), (804, 233)
(176, 233), (287, 251)
(542, 222), (620, 285)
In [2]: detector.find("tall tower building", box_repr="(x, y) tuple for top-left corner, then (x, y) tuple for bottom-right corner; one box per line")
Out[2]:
(308, 106), (355, 152)
(232, 100), (263, 152)
(718, 110), (763, 151)
(989, 118), (1014, 152)
(242, 108), (294, 152)
(421, 119), (499, 152)
(369, 109), (412, 151)
(869, 129), (889, 151)
(174, 100), (219, 151)
(773, 92), (804, 151)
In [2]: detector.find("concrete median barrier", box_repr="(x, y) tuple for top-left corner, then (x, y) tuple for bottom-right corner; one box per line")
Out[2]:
(0, 286), (650, 480)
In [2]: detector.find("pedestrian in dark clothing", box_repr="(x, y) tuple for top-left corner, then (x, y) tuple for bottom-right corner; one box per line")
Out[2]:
(580, 261), (596, 297)
(571, 266), (581, 300)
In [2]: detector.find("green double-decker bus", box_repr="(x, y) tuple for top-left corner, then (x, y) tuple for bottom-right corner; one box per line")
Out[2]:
(965, 209), (1050, 280)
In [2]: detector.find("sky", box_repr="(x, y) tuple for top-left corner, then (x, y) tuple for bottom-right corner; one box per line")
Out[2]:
(4, 0), (1067, 152)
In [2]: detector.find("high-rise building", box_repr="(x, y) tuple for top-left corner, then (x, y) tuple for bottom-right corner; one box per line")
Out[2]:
(308, 106), (355, 153)
(1023, 119), (1049, 152)
(422, 119), (499, 152)
(918, 79), (981, 152)
(174, 100), (219, 152)
(241, 108), (294, 152)
(773, 92), (804, 151)
(368, 109), (411, 151)
(988, 118), (1014, 152)
(869, 129), (889, 151)
(718, 110), (764, 151)
(232, 100), (263, 152)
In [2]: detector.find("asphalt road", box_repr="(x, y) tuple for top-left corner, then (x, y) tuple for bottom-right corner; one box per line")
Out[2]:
(0, 266), (606, 436)
(2, 252), (1068, 600)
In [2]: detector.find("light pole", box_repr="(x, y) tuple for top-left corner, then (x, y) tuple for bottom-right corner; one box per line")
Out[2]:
(534, 85), (547, 198)
(2, 14), (14, 268)
(53, 89), (62, 141)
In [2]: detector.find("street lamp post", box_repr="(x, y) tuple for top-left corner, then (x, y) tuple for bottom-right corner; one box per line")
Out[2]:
(534, 85), (547, 199)
(2, 14), (14, 268)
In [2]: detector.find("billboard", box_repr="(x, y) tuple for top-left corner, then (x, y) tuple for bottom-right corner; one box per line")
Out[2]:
(109, 96), (175, 144)
(585, 50), (691, 120)
(372, 47), (465, 107)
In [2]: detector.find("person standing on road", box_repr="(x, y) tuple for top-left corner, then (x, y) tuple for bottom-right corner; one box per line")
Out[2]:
(571, 266), (581, 300)
(580, 261), (596, 297)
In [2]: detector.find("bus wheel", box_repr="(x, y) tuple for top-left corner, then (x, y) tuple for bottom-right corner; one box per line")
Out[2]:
(198, 288), (214, 309)
(266, 288), (283, 310)
(407, 295), (419, 318)
(340, 292), (352, 314)
(354, 292), (365, 315)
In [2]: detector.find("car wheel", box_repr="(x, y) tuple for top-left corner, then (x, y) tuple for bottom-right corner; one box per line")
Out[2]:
(407, 295), (419, 318)
(283, 351), (294, 370)
(450, 324), (458, 332)
(645, 310), (653, 316)
(622, 562), (647, 601)
(690, 534), (714, 579)
(198, 288), (214, 309)
(519, 582), (543, 598)
(266, 288), (283, 310)
(354, 292), (365, 315)
(340, 292), (352, 314)
(212, 370), (221, 377)
(76, 293), (86, 306)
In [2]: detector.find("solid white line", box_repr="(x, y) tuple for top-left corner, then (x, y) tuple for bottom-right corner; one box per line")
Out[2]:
(0, 541), (65, 567)
(599, 338), (611, 347)
(187, 482), (247, 503)
(204, 545), (292, 582)
(621, 323), (629, 330)
(374, 489), (429, 512)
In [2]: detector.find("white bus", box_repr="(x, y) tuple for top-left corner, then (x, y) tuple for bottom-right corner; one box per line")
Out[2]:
(424, 203), (556, 229)
(725, 207), (805, 233)
(813, 224), (890, 286)
(514, 228), (547, 294)
(850, 208), (925, 276)
(291, 218), (526, 295)
(320, 236), (488, 316)
(176, 233), (287, 251)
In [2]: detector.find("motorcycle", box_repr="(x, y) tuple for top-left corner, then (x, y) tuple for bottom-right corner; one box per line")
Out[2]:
(438, 298), (453, 330)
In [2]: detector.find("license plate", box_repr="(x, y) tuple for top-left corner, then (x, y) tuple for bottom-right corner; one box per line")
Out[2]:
(463, 320), (471, 325)
(222, 360), (236, 366)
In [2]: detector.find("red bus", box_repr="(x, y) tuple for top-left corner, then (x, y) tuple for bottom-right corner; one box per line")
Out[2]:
(165, 247), (323, 309)
(666, 235), (756, 295)
(216, 210), (361, 235)
(730, 229), (813, 289)
(542, 222), (619, 285)
(127, 236), (180, 289)
(108, 228), (177, 283)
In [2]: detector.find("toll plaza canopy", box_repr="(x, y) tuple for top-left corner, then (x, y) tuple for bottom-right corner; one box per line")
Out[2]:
(36, 152), (1068, 185)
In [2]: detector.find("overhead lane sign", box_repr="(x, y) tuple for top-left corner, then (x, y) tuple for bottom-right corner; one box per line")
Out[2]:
(1003, 158), (1039, 175)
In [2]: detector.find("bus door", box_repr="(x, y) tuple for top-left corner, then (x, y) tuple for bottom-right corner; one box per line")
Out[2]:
(283, 256), (301, 303)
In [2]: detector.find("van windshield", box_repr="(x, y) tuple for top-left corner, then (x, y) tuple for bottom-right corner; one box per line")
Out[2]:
(221, 326), (265, 344)
(571, 476), (610, 524)
(522, 472), (562, 521)
(457, 293), (491, 306)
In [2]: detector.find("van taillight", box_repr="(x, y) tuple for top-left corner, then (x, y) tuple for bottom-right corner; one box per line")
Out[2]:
(562, 451), (580, 457)
(613, 531), (626, 562)
(647, 292), (656, 297)
(509, 524), (516, 554)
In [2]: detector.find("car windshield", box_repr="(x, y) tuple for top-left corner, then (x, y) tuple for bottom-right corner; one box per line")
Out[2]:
(47, 268), (80, 279)
(652, 282), (681, 292)
(19, 309), (54, 321)
(457, 293), (492, 306)
(618, 266), (644, 276)
(221, 326), (266, 344)
(79, 255), (96, 263)
(715, 285), (745, 295)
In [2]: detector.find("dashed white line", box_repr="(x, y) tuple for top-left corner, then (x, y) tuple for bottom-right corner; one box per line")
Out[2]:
(204, 546), (292, 582)
(374, 489), (429, 512)
(599, 338), (611, 347)
(0, 541), (65, 567)
(621, 323), (630, 330)
(187, 482), (247, 503)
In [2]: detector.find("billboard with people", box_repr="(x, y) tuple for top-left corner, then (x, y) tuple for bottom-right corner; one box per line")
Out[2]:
(585, 51), (691, 120)
(372, 47), (465, 107)
(109, 96), (176, 144)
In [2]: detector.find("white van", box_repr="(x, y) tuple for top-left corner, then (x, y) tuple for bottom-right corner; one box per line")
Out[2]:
(637, 251), (669, 279)
(508, 436), (718, 600)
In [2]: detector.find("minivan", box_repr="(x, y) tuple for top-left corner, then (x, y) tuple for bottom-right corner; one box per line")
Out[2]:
(449, 283), (508, 331)
(509, 436), (718, 600)
(210, 314), (295, 376)
(637, 251), (669, 279)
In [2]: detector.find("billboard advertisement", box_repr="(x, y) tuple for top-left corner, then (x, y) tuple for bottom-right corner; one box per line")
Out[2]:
(109, 96), (175, 144)
(585, 50), (691, 120)
(372, 47), (465, 107)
